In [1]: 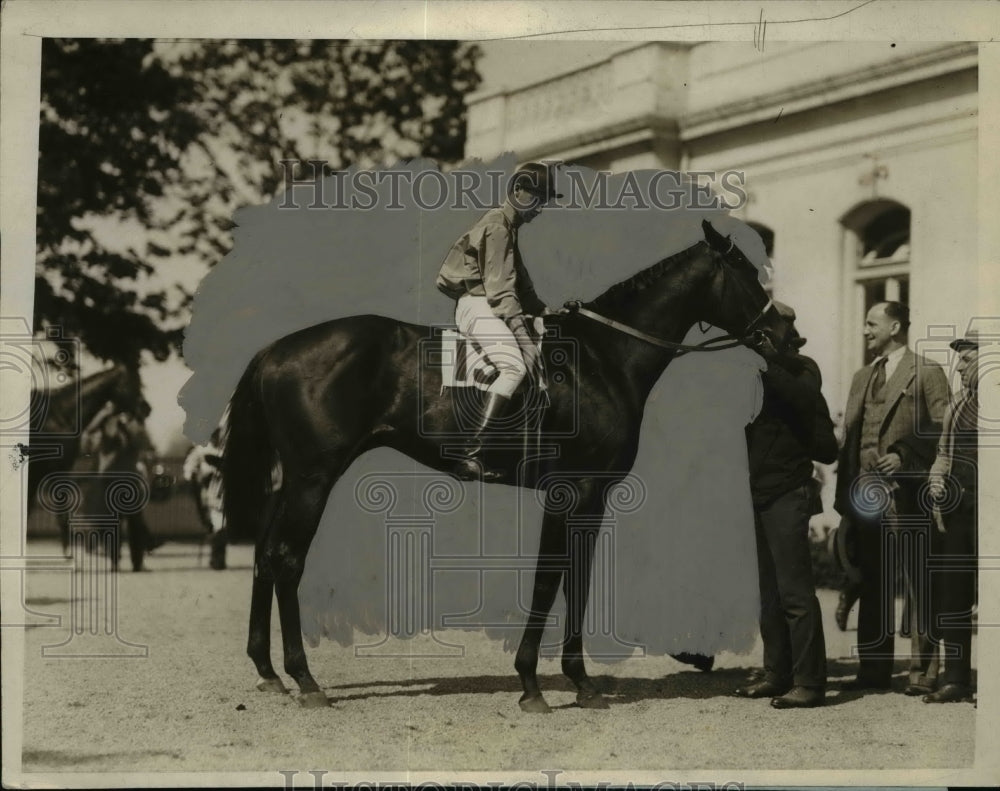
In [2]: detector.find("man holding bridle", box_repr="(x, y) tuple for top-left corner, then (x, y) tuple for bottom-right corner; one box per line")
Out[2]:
(436, 162), (560, 482)
(735, 302), (839, 708)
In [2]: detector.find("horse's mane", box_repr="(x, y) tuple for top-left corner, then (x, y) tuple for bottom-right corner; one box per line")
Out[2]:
(587, 240), (709, 313)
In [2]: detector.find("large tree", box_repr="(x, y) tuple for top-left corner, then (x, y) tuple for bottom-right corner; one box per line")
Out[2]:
(35, 38), (481, 368)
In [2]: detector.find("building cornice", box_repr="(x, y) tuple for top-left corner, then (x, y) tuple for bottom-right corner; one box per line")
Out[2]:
(701, 116), (977, 185)
(466, 42), (694, 106)
(680, 42), (977, 141)
(511, 115), (679, 164)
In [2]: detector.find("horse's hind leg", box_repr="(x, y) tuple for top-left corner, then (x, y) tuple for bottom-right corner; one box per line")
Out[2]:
(271, 472), (335, 708)
(248, 491), (287, 694)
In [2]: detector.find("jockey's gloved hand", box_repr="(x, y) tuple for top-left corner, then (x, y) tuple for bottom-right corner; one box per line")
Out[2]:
(541, 305), (571, 317)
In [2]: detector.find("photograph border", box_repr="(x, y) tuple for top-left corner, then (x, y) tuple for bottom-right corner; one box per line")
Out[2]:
(2, 1), (999, 787)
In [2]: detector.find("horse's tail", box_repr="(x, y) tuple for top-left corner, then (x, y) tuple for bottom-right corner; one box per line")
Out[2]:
(222, 351), (274, 543)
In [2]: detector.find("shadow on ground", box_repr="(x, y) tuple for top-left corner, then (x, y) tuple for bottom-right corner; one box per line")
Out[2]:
(311, 656), (963, 710)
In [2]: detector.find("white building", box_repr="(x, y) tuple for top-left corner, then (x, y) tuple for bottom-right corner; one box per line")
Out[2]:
(466, 41), (979, 412)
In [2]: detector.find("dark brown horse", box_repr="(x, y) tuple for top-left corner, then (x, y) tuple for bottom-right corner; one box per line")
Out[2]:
(222, 219), (787, 711)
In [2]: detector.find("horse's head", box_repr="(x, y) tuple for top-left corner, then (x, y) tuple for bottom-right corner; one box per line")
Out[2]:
(107, 363), (147, 417)
(700, 219), (789, 356)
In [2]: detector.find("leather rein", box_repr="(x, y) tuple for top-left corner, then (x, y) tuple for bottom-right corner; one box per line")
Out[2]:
(561, 234), (776, 356)
(562, 300), (773, 355)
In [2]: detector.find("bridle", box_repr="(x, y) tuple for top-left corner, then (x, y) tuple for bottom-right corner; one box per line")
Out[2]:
(562, 244), (777, 356)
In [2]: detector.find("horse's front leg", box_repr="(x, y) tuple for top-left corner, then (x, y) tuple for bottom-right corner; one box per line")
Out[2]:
(561, 506), (607, 709)
(514, 502), (570, 714)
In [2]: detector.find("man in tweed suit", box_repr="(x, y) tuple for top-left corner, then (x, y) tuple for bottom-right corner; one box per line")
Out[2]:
(834, 301), (950, 694)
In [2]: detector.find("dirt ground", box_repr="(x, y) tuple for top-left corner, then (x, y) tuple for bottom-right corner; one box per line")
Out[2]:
(11, 538), (978, 783)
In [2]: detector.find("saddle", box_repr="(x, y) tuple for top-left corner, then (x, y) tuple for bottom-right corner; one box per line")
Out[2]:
(438, 327), (548, 396)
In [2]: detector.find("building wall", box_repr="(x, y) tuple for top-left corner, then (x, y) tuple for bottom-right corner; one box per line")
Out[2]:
(684, 45), (978, 407)
(466, 43), (691, 169)
(466, 41), (980, 411)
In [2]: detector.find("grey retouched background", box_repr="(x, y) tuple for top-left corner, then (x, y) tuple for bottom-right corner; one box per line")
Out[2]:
(182, 158), (772, 659)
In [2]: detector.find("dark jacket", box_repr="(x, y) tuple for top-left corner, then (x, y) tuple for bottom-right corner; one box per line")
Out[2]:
(747, 352), (838, 508)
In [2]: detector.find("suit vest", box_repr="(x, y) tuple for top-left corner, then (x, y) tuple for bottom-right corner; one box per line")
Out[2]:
(859, 367), (887, 471)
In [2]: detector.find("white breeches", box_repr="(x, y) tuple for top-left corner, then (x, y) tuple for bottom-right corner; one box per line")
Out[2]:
(455, 295), (526, 398)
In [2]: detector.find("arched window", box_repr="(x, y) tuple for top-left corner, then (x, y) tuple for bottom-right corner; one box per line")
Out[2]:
(840, 199), (911, 366)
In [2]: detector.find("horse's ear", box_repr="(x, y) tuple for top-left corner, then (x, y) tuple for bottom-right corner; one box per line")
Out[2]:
(703, 218), (759, 275)
(701, 219), (730, 255)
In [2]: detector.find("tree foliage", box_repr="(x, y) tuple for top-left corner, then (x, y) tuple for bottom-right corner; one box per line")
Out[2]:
(36, 38), (481, 368)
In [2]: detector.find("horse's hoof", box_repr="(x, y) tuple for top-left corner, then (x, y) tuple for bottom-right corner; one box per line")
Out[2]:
(576, 690), (610, 710)
(518, 695), (552, 714)
(255, 676), (288, 694)
(297, 691), (330, 708)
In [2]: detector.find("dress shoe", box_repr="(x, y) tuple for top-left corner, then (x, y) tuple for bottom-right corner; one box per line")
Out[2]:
(904, 681), (935, 696)
(734, 679), (791, 699)
(771, 686), (824, 709)
(840, 676), (891, 692)
(923, 683), (973, 704)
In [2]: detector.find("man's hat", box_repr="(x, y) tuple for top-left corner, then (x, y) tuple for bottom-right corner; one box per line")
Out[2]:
(511, 161), (563, 201)
(950, 317), (1000, 351)
(773, 300), (796, 322)
(773, 300), (807, 349)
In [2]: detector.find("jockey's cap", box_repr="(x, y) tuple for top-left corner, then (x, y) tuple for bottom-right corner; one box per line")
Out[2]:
(511, 161), (563, 201)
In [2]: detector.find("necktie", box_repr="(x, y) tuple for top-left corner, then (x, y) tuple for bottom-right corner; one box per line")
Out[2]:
(870, 357), (887, 399)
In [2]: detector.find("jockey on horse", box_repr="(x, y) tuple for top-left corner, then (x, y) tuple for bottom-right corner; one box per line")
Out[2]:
(436, 162), (561, 482)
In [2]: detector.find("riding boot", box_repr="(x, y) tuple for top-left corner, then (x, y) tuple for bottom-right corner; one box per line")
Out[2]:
(452, 392), (510, 482)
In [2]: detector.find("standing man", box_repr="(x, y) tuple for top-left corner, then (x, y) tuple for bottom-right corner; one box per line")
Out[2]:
(183, 427), (227, 570)
(924, 322), (988, 703)
(437, 162), (558, 482)
(835, 301), (950, 694)
(78, 400), (156, 572)
(734, 302), (838, 709)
